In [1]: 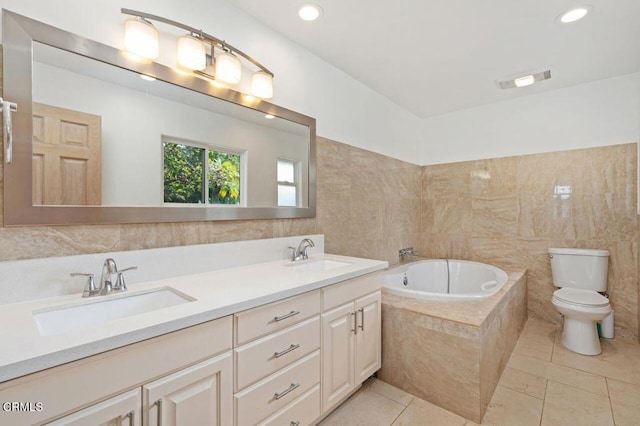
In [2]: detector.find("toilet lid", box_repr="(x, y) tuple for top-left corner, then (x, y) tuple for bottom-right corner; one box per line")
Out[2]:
(553, 288), (609, 307)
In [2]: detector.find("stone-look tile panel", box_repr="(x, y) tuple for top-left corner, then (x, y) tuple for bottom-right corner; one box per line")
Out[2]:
(479, 275), (527, 415)
(497, 367), (547, 399)
(392, 397), (476, 426)
(379, 304), (482, 423)
(420, 143), (639, 341)
(471, 157), (517, 198)
(471, 197), (519, 237)
(2, 137), (420, 269)
(0, 225), (121, 261)
(319, 386), (405, 426)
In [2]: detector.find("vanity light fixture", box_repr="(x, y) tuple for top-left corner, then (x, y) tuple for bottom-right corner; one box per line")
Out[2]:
(496, 67), (552, 90)
(176, 34), (207, 71)
(121, 9), (275, 98)
(298, 3), (323, 21)
(558, 6), (591, 24)
(123, 16), (159, 60)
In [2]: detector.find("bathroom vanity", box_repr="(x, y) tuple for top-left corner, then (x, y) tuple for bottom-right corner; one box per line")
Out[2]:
(0, 237), (386, 425)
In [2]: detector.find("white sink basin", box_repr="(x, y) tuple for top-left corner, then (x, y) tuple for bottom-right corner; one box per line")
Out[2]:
(33, 287), (195, 336)
(288, 259), (353, 272)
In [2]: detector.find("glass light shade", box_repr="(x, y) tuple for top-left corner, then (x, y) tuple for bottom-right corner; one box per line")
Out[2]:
(514, 75), (535, 88)
(299, 4), (323, 21)
(177, 35), (207, 70)
(215, 52), (242, 84)
(251, 71), (274, 99)
(560, 7), (589, 23)
(123, 17), (159, 60)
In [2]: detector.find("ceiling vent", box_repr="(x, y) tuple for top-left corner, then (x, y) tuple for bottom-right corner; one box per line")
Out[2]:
(496, 67), (552, 90)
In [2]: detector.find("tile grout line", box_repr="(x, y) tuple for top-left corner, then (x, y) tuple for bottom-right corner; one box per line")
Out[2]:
(605, 378), (617, 426)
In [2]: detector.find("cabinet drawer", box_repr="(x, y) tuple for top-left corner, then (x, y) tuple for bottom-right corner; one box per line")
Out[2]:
(235, 290), (320, 345)
(258, 384), (320, 426)
(234, 351), (320, 426)
(235, 316), (320, 391)
(322, 272), (382, 311)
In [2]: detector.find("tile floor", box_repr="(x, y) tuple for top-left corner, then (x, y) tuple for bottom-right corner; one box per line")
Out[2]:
(319, 318), (640, 425)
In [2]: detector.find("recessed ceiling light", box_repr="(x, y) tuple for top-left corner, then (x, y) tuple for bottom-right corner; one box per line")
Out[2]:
(514, 75), (535, 88)
(140, 74), (156, 81)
(299, 3), (323, 21)
(558, 6), (591, 24)
(265, 114), (275, 119)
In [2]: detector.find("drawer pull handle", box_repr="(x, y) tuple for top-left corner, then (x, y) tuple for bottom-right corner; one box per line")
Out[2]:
(274, 343), (300, 358)
(126, 410), (135, 426)
(358, 308), (365, 331)
(291, 422), (300, 426)
(274, 310), (300, 322)
(274, 382), (300, 400)
(154, 399), (162, 426)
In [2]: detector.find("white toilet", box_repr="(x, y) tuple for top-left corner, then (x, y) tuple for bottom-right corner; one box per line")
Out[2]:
(549, 247), (611, 356)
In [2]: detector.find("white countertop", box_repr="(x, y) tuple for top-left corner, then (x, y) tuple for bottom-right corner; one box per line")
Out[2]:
(0, 253), (387, 383)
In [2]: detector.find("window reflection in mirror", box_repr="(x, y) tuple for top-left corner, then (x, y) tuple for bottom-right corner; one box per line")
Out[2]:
(31, 42), (310, 208)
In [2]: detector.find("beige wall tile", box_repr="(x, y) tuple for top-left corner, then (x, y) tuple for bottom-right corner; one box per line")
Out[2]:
(471, 157), (517, 198)
(434, 197), (472, 234)
(471, 197), (519, 237)
(541, 380), (614, 426)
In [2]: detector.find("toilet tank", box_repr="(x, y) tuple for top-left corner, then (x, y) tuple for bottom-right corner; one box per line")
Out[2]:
(548, 248), (609, 291)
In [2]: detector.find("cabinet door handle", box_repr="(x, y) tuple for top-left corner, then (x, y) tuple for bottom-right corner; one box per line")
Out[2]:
(358, 308), (365, 331)
(154, 399), (162, 426)
(274, 310), (300, 322)
(290, 422), (300, 426)
(274, 343), (300, 358)
(351, 312), (357, 334)
(274, 382), (300, 400)
(125, 410), (135, 426)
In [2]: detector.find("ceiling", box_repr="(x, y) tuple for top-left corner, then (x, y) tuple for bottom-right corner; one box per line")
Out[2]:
(227, 0), (640, 118)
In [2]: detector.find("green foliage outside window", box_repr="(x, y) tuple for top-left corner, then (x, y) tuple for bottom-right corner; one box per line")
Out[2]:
(208, 151), (240, 204)
(163, 143), (204, 203)
(163, 142), (241, 205)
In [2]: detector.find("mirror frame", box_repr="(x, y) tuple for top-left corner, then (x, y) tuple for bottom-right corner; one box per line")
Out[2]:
(2, 10), (316, 226)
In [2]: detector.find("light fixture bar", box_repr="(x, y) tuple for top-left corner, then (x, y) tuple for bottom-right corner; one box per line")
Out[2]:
(121, 8), (274, 77)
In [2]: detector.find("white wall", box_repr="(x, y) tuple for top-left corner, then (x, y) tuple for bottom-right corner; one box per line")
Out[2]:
(420, 72), (640, 165)
(0, 0), (423, 164)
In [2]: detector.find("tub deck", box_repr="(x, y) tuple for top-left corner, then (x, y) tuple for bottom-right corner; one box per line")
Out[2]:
(378, 269), (527, 423)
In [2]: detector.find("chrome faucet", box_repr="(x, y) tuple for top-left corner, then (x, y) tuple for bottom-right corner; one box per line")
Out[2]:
(71, 258), (138, 298)
(289, 238), (315, 261)
(99, 258), (119, 295)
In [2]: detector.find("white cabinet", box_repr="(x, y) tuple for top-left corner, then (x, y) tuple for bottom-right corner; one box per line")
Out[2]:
(321, 302), (357, 411)
(46, 389), (141, 426)
(355, 292), (382, 384)
(143, 353), (233, 426)
(233, 290), (322, 426)
(321, 273), (382, 415)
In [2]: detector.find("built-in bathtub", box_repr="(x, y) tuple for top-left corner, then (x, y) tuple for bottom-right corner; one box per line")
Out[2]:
(378, 260), (527, 423)
(383, 259), (508, 301)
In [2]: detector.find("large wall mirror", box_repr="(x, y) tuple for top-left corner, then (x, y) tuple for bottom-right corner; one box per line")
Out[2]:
(2, 10), (316, 225)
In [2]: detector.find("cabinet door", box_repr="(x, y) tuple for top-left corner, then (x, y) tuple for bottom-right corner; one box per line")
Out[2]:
(143, 352), (233, 426)
(46, 388), (140, 426)
(321, 302), (356, 414)
(355, 291), (382, 383)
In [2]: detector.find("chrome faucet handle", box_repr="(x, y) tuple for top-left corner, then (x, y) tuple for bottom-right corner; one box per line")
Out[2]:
(71, 272), (97, 298)
(288, 247), (297, 261)
(113, 266), (137, 292)
(297, 238), (315, 260)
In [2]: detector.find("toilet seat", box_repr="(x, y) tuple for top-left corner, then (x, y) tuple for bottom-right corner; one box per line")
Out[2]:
(553, 288), (609, 308)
